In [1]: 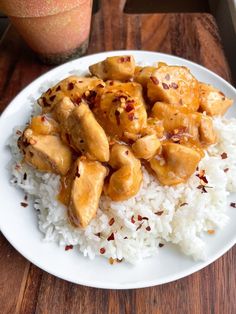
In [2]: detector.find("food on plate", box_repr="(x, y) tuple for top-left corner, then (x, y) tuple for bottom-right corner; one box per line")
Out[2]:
(10, 54), (235, 263)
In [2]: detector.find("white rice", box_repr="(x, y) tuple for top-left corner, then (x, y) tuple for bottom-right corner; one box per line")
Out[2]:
(8, 113), (236, 264)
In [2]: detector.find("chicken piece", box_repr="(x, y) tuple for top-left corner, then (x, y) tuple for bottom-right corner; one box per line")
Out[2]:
(150, 143), (201, 185)
(94, 82), (147, 141)
(132, 134), (161, 160)
(104, 144), (142, 201)
(69, 157), (107, 228)
(134, 66), (156, 88)
(66, 101), (109, 162)
(199, 83), (233, 116)
(52, 97), (75, 145)
(89, 55), (135, 81)
(151, 102), (216, 147)
(18, 128), (72, 175)
(147, 65), (200, 111)
(38, 76), (105, 113)
(30, 115), (59, 135)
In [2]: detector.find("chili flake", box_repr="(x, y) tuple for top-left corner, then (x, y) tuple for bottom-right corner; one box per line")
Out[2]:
(230, 202), (236, 208)
(180, 203), (188, 207)
(136, 222), (144, 231)
(65, 245), (73, 251)
(131, 215), (135, 224)
(224, 168), (229, 173)
(56, 85), (61, 91)
(146, 226), (151, 231)
(165, 74), (170, 81)
(162, 82), (169, 89)
(137, 215), (142, 221)
(221, 152), (228, 159)
(107, 233), (115, 241)
(20, 202), (28, 207)
(155, 210), (164, 216)
(171, 82), (178, 89)
(159, 243), (164, 248)
(23, 172), (27, 180)
(100, 247), (106, 254)
(150, 76), (159, 85)
(67, 82), (74, 90)
(109, 218), (115, 226)
(49, 95), (56, 102)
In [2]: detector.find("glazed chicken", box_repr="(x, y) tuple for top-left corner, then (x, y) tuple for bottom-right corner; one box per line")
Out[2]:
(18, 55), (233, 228)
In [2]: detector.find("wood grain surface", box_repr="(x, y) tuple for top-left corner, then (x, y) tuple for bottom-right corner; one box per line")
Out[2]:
(0, 1), (235, 313)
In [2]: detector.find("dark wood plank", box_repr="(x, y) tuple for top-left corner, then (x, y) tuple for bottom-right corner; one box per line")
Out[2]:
(0, 1), (235, 313)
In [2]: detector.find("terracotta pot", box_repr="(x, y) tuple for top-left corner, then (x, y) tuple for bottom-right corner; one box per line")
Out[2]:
(0, 0), (93, 64)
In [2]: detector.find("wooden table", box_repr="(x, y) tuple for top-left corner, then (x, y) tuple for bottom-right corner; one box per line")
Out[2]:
(0, 1), (235, 313)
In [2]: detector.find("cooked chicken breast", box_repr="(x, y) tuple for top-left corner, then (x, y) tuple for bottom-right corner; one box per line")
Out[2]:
(94, 81), (147, 141)
(89, 55), (135, 81)
(147, 65), (200, 111)
(38, 76), (105, 113)
(105, 144), (142, 201)
(150, 143), (201, 185)
(18, 128), (72, 175)
(132, 134), (161, 160)
(199, 82), (233, 116)
(68, 157), (107, 228)
(66, 101), (110, 162)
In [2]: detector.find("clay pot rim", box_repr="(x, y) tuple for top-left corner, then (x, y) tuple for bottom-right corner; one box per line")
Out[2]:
(0, 0), (90, 18)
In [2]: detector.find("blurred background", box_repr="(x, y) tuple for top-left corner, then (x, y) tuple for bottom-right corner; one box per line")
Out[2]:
(0, 0), (235, 81)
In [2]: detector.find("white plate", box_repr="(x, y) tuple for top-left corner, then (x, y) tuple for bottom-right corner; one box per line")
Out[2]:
(0, 50), (236, 289)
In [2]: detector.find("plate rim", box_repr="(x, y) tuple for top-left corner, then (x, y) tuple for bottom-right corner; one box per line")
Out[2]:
(0, 50), (236, 289)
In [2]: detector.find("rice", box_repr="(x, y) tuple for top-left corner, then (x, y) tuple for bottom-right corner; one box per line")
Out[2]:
(8, 113), (236, 264)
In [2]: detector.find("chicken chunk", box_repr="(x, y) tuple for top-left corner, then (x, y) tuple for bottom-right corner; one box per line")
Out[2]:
(30, 115), (60, 135)
(18, 128), (72, 175)
(94, 82), (147, 141)
(132, 134), (161, 160)
(38, 76), (105, 113)
(104, 144), (142, 201)
(89, 55), (135, 81)
(147, 65), (200, 111)
(66, 101), (109, 162)
(134, 66), (156, 88)
(151, 102), (216, 147)
(199, 83), (233, 116)
(69, 157), (107, 228)
(150, 143), (201, 185)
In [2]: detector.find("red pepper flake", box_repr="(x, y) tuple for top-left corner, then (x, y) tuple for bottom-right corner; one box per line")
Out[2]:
(65, 245), (73, 251)
(155, 211), (164, 216)
(224, 168), (229, 173)
(100, 247), (106, 254)
(75, 97), (82, 105)
(115, 110), (120, 125)
(107, 233), (115, 241)
(171, 82), (178, 89)
(230, 202), (236, 208)
(131, 215), (135, 224)
(42, 97), (50, 107)
(142, 217), (149, 220)
(95, 232), (101, 237)
(137, 215), (142, 221)
(118, 56), (131, 63)
(46, 88), (52, 95)
(109, 81), (114, 86)
(16, 130), (22, 135)
(49, 95), (56, 102)
(146, 226), (151, 231)
(78, 80), (83, 83)
(15, 164), (21, 170)
(165, 74), (170, 81)
(180, 202), (188, 207)
(20, 202), (28, 207)
(221, 152), (228, 159)
(159, 243), (164, 248)
(109, 218), (115, 226)
(67, 82), (74, 90)
(56, 85), (61, 91)
(124, 236), (128, 239)
(97, 83), (105, 88)
(136, 222), (144, 231)
(125, 102), (134, 112)
(162, 82), (169, 89)
(150, 76), (159, 85)
(128, 112), (135, 121)
(41, 115), (47, 122)
(23, 172), (27, 180)
(24, 194), (28, 201)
